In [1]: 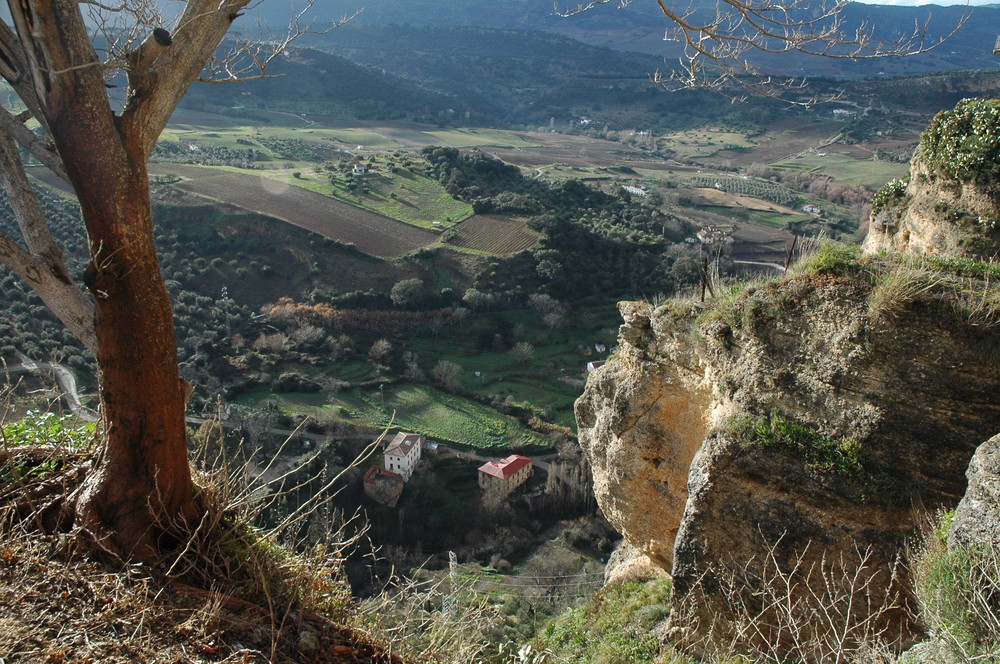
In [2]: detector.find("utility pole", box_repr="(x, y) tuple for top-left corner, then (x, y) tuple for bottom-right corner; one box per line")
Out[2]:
(444, 550), (458, 615)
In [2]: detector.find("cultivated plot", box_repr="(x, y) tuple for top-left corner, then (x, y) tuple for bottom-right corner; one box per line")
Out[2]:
(151, 164), (438, 258)
(448, 215), (540, 255)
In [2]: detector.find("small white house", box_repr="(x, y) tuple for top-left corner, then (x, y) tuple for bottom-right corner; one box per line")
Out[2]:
(383, 432), (424, 481)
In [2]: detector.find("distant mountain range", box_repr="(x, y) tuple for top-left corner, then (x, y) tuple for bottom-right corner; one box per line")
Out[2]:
(248, 0), (1000, 78)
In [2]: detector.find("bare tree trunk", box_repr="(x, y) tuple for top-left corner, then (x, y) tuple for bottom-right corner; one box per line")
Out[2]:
(57, 131), (196, 559)
(0, 0), (316, 561)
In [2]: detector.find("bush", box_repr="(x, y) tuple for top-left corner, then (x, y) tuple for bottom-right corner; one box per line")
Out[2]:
(871, 178), (908, 214)
(920, 98), (1000, 183)
(912, 522), (1000, 661)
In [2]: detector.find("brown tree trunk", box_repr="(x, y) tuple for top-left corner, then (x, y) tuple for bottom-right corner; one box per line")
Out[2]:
(1, 0), (255, 561)
(55, 125), (197, 560)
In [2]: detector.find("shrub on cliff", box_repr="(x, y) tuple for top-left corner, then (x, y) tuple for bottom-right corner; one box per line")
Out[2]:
(920, 98), (1000, 184)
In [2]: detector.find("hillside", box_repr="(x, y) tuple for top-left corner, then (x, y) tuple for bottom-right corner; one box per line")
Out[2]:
(256, 0), (1000, 76)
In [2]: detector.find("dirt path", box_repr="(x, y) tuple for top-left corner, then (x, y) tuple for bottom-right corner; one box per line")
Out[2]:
(5, 356), (97, 422)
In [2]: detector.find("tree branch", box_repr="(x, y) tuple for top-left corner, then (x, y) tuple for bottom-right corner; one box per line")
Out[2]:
(554, 0), (970, 103)
(0, 109), (96, 354)
(0, 108), (69, 183)
(118, 0), (254, 156)
(0, 18), (50, 133)
(0, 228), (96, 355)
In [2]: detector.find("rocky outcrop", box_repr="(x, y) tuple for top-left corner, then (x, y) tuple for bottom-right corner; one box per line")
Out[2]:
(863, 153), (1000, 259)
(575, 301), (713, 570)
(576, 259), (1000, 653)
(863, 98), (1000, 260)
(950, 433), (1000, 551)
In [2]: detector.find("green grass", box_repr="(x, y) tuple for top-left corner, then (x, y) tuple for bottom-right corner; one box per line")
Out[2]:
(772, 153), (908, 188)
(330, 384), (547, 452)
(912, 533), (1000, 661)
(238, 384), (547, 452)
(750, 210), (811, 228)
(726, 410), (866, 477)
(327, 163), (472, 228)
(400, 305), (619, 427)
(535, 578), (679, 664)
(424, 128), (539, 148)
(664, 128), (757, 158)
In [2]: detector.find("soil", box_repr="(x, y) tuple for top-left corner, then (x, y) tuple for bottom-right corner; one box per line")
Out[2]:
(0, 530), (403, 664)
(149, 165), (437, 259)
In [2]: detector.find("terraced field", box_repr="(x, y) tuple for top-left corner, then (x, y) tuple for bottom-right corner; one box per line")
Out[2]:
(448, 215), (539, 254)
(151, 165), (437, 258)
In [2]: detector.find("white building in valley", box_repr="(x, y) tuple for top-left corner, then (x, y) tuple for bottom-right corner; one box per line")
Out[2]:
(383, 432), (424, 481)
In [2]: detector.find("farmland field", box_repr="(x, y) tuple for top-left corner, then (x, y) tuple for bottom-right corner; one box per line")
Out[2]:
(251, 385), (548, 452)
(150, 164), (438, 258)
(448, 215), (540, 255)
(771, 151), (909, 188)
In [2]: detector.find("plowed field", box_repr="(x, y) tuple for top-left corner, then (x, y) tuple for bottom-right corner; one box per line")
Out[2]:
(449, 215), (539, 255)
(151, 165), (437, 258)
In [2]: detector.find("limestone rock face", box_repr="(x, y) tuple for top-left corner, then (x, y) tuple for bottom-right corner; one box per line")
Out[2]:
(575, 301), (713, 569)
(862, 98), (1000, 260)
(576, 269), (1000, 650)
(950, 434), (1000, 551)
(863, 154), (1000, 259)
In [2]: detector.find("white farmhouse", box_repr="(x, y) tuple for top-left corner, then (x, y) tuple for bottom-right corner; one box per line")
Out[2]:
(383, 432), (424, 481)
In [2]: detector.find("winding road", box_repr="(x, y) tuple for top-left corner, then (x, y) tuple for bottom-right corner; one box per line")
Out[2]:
(733, 259), (787, 273)
(4, 355), (98, 422)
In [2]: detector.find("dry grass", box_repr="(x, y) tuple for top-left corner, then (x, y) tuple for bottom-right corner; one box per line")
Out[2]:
(0, 399), (403, 664)
(671, 536), (907, 664)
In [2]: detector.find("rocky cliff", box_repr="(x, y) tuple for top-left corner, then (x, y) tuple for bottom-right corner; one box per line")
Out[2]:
(864, 98), (1000, 260)
(576, 248), (1000, 653)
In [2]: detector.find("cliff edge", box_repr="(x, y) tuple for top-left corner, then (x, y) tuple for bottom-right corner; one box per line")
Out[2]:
(576, 247), (1000, 652)
(864, 98), (1000, 260)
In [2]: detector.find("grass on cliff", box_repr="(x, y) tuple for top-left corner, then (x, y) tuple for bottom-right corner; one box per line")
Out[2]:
(533, 578), (678, 664)
(908, 512), (1000, 663)
(695, 242), (999, 348)
(0, 397), (404, 664)
(727, 410), (866, 478)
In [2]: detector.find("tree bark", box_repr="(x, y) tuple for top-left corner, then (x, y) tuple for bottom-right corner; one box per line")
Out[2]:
(0, 0), (260, 560)
(67, 156), (198, 560)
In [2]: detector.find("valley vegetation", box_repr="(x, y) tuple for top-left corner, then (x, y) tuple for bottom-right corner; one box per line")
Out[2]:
(0, 1), (999, 663)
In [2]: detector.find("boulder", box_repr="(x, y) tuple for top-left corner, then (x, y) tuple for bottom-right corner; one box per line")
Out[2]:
(949, 433), (1000, 551)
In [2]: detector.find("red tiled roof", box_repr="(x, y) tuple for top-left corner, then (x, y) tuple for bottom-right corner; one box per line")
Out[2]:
(364, 465), (403, 484)
(478, 454), (532, 479)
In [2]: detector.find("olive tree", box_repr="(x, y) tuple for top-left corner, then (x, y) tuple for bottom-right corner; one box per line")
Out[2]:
(0, 0), (342, 560)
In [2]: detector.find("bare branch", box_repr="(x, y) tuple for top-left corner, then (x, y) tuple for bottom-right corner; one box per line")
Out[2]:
(0, 118), (95, 354)
(196, 6), (361, 84)
(554, 0), (970, 102)
(0, 108), (68, 182)
(0, 19), (51, 132)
